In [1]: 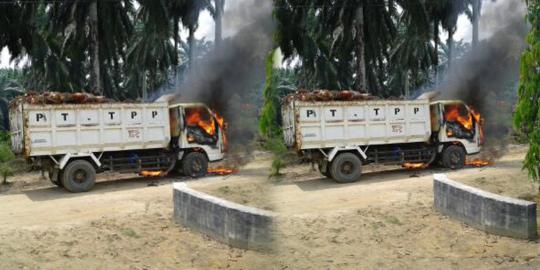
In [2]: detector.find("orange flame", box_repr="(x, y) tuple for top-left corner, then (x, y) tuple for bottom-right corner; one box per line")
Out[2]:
(444, 104), (474, 130)
(140, 171), (167, 177)
(213, 111), (228, 151)
(186, 108), (216, 136)
(444, 104), (484, 144)
(402, 162), (429, 170)
(185, 108), (229, 150)
(465, 159), (492, 167)
(208, 167), (238, 175)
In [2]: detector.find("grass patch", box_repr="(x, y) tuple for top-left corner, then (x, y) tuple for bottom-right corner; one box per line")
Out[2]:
(120, 228), (139, 238)
(217, 186), (232, 195)
(384, 216), (402, 225)
(474, 177), (487, 184)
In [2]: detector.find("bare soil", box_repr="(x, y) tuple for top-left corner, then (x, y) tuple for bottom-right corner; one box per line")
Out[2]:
(0, 172), (272, 269)
(1, 145), (538, 269)
(192, 144), (540, 270)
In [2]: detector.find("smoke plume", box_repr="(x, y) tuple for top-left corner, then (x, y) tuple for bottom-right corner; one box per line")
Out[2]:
(168, 0), (274, 162)
(438, 0), (528, 159)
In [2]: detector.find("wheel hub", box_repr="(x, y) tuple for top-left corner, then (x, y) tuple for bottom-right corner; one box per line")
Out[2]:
(74, 169), (87, 183)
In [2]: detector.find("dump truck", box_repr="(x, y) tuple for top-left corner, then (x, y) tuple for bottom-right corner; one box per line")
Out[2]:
(9, 93), (226, 192)
(281, 91), (483, 183)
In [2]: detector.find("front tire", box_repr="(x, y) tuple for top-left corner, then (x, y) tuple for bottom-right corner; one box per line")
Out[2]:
(329, 153), (362, 183)
(442, 145), (466, 169)
(61, 160), (96, 193)
(182, 152), (208, 178)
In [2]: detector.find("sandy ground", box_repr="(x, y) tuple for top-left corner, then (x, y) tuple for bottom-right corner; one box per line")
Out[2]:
(0, 145), (538, 269)
(194, 144), (540, 270)
(0, 171), (272, 269)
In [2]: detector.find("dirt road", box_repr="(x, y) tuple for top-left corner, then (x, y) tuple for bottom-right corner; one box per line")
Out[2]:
(0, 174), (271, 269)
(0, 145), (538, 269)
(196, 145), (540, 270)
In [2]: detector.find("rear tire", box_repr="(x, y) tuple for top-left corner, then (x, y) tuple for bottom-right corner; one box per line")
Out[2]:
(61, 160), (96, 193)
(182, 152), (208, 178)
(442, 145), (466, 170)
(48, 169), (63, 187)
(329, 153), (362, 183)
(318, 162), (330, 178)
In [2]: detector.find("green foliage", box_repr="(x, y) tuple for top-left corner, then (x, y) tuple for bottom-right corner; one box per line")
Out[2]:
(260, 51), (298, 177)
(264, 136), (296, 177)
(0, 69), (24, 131)
(0, 0), (218, 101)
(515, 0), (540, 183)
(0, 143), (14, 185)
(274, 0), (474, 96)
(0, 144), (15, 163)
(260, 51), (279, 138)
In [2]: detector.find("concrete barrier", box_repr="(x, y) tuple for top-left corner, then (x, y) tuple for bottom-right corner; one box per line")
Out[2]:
(434, 174), (537, 240)
(172, 182), (274, 250)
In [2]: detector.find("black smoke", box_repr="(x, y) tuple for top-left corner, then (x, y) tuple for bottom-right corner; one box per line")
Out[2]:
(166, 0), (274, 162)
(438, 0), (528, 159)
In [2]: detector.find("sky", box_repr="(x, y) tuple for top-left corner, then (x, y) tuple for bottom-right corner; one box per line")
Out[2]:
(0, 0), (507, 68)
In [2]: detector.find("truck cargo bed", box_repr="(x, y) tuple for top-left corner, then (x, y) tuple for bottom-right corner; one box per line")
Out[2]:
(9, 102), (171, 157)
(282, 99), (432, 150)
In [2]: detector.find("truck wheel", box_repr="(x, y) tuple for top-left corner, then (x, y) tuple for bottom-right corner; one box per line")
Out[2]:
(61, 160), (96, 193)
(182, 152), (208, 178)
(48, 169), (63, 187)
(329, 153), (362, 183)
(442, 145), (466, 170)
(318, 162), (330, 178)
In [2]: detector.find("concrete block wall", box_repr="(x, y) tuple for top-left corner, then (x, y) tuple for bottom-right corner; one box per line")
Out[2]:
(434, 174), (537, 240)
(173, 183), (274, 250)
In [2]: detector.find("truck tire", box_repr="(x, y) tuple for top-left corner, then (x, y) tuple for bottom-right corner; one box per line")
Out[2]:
(48, 169), (64, 187)
(182, 152), (208, 178)
(61, 160), (96, 193)
(318, 162), (330, 178)
(442, 145), (466, 170)
(329, 153), (362, 183)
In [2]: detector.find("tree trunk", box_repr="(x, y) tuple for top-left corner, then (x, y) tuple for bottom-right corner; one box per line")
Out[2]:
(354, 5), (367, 92)
(472, 0), (481, 48)
(433, 21), (439, 87)
(214, 0), (223, 48)
(447, 31), (454, 71)
(89, 0), (102, 95)
(174, 17), (180, 69)
(141, 70), (147, 101)
(188, 26), (195, 68)
(404, 69), (410, 97)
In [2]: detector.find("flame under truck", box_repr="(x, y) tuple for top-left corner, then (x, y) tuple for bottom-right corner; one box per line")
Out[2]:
(282, 95), (483, 183)
(9, 98), (225, 192)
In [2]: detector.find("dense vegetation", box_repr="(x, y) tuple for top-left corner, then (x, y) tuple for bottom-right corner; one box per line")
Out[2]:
(0, 0), (224, 100)
(515, 0), (540, 185)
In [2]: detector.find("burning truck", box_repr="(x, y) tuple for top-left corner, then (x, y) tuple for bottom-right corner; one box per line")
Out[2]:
(281, 90), (485, 183)
(9, 92), (227, 192)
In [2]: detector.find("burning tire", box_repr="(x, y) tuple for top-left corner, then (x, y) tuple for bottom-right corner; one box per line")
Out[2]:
(329, 153), (362, 183)
(182, 152), (208, 178)
(442, 145), (466, 170)
(61, 160), (96, 193)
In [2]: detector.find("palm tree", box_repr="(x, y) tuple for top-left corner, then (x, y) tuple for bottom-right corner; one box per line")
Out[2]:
(0, 69), (24, 130)
(274, 0), (398, 94)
